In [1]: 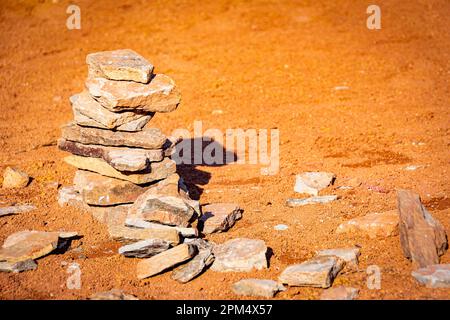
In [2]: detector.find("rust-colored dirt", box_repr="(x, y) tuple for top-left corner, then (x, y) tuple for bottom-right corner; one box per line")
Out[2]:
(0, 0), (449, 300)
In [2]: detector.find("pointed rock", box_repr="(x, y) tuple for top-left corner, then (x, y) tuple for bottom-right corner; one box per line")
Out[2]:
(118, 239), (171, 258)
(336, 210), (399, 239)
(64, 155), (176, 185)
(232, 279), (286, 298)
(136, 243), (197, 279)
(278, 256), (345, 288)
(397, 189), (447, 268)
(86, 49), (154, 83)
(200, 203), (242, 234)
(211, 238), (268, 272)
(294, 172), (336, 196)
(86, 74), (181, 113)
(411, 264), (450, 288)
(61, 122), (166, 149)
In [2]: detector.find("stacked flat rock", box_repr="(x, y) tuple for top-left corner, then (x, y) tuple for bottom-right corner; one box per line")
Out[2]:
(58, 49), (199, 230)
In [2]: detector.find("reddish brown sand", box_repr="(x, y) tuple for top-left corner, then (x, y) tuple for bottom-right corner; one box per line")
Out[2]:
(0, 0), (449, 300)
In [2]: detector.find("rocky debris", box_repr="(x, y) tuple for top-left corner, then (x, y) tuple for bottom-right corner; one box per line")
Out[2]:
(286, 195), (339, 207)
(58, 139), (164, 172)
(320, 286), (359, 300)
(125, 218), (198, 238)
(86, 49), (154, 84)
(73, 170), (149, 206)
(0, 259), (38, 273)
(70, 91), (153, 131)
(89, 288), (139, 300)
(88, 204), (130, 226)
(128, 175), (199, 227)
(0, 231), (77, 264)
(108, 224), (179, 245)
(137, 243), (197, 279)
(86, 74), (181, 113)
(397, 190), (447, 268)
(2, 167), (30, 189)
(232, 279), (286, 298)
(118, 239), (171, 258)
(199, 203), (242, 234)
(294, 172), (336, 196)
(278, 256), (345, 288)
(0, 204), (36, 217)
(61, 122), (167, 149)
(172, 246), (214, 283)
(64, 155), (176, 185)
(57, 186), (87, 209)
(316, 247), (360, 267)
(411, 264), (450, 288)
(336, 210), (399, 239)
(211, 238), (268, 272)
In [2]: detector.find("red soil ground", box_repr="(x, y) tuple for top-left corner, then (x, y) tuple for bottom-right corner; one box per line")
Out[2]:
(0, 0), (449, 299)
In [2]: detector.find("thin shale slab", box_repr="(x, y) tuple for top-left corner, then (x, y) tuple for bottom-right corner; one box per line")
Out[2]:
(232, 279), (286, 298)
(108, 224), (180, 245)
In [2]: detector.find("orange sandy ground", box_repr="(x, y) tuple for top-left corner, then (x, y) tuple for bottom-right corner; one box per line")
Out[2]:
(0, 0), (449, 300)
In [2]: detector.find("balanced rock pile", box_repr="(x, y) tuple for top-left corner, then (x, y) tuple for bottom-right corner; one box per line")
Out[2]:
(57, 49), (245, 283)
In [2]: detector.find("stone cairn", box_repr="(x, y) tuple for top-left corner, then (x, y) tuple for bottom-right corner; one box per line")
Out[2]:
(57, 49), (243, 283)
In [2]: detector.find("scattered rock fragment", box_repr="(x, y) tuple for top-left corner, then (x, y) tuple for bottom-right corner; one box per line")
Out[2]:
(294, 172), (336, 196)
(199, 203), (242, 234)
(336, 210), (398, 239)
(232, 279), (286, 298)
(2, 167), (30, 189)
(125, 218), (198, 238)
(86, 49), (154, 84)
(320, 286), (359, 300)
(88, 204), (130, 226)
(286, 195), (339, 207)
(316, 247), (360, 267)
(0, 259), (38, 273)
(278, 256), (345, 288)
(108, 224), (179, 245)
(397, 189), (447, 268)
(0, 205), (36, 217)
(136, 243), (197, 279)
(211, 238), (268, 272)
(172, 246), (214, 283)
(57, 186), (89, 210)
(411, 264), (450, 288)
(274, 224), (288, 231)
(90, 289), (139, 300)
(118, 239), (171, 258)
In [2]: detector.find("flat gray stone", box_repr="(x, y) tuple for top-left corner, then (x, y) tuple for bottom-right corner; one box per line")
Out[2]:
(278, 256), (345, 288)
(286, 195), (339, 207)
(211, 238), (268, 272)
(172, 247), (214, 283)
(125, 218), (198, 238)
(0, 205), (36, 217)
(411, 264), (450, 288)
(118, 239), (171, 258)
(232, 279), (286, 298)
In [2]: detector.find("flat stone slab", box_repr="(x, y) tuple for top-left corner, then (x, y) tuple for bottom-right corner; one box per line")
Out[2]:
(108, 224), (180, 245)
(86, 74), (181, 113)
(88, 204), (130, 227)
(397, 189), (447, 268)
(232, 279), (286, 298)
(0, 259), (38, 273)
(0, 230), (77, 263)
(118, 238), (171, 258)
(73, 170), (148, 206)
(137, 243), (197, 279)
(90, 289), (139, 300)
(61, 122), (166, 149)
(320, 286), (359, 300)
(294, 172), (336, 196)
(336, 210), (399, 239)
(128, 175), (199, 227)
(58, 139), (164, 172)
(71, 91), (153, 131)
(64, 155), (176, 185)
(211, 238), (268, 272)
(316, 247), (360, 267)
(278, 256), (345, 288)
(286, 195), (339, 207)
(200, 203), (242, 234)
(411, 264), (450, 288)
(0, 205), (36, 217)
(57, 186), (89, 210)
(125, 218), (198, 238)
(2, 167), (29, 189)
(86, 49), (154, 83)
(172, 246), (214, 283)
